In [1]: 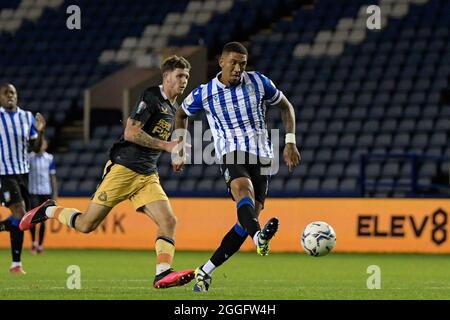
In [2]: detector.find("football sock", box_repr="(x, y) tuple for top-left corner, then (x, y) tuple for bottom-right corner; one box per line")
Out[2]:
(210, 223), (248, 270)
(38, 222), (46, 245)
(202, 260), (216, 275)
(0, 219), (12, 232)
(236, 197), (260, 237)
(155, 237), (175, 275)
(9, 217), (23, 263)
(11, 261), (22, 268)
(45, 206), (81, 229)
(30, 226), (36, 242)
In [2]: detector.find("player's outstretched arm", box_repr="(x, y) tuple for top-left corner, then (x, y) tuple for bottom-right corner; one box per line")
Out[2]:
(124, 118), (178, 152)
(275, 96), (301, 172)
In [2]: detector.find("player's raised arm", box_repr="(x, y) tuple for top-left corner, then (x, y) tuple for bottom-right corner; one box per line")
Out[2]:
(30, 112), (46, 153)
(124, 117), (178, 152)
(274, 95), (301, 172)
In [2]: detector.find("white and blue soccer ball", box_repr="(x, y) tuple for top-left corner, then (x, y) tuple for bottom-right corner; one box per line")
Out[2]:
(301, 221), (336, 257)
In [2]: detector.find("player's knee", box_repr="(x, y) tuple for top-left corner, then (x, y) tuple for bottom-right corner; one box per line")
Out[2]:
(160, 214), (177, 232)
(236, 185), (254, 200)
(166, 214), (177, 230)
(76, 221), (97, 234)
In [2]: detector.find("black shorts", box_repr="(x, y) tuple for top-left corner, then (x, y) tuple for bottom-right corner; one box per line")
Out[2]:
(0, 174), (31, 210)
(30, 194), (52, 209)
(220, 151), (272, 206)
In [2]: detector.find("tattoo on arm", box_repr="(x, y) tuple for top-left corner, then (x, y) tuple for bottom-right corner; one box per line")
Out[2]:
(133, 130), (165, 149)
(127, 119), (166, 150)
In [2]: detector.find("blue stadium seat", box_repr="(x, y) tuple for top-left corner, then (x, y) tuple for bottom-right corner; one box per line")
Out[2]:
(302, 178), (320, 191)
(79, 180), (97, 194)
(327, 163), (345, 178)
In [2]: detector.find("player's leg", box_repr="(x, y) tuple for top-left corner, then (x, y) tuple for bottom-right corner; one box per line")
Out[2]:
(6, 201), (27, 273)
(29, 194), (40, 253)
(30, 225), (37, 252)
(37, 221), (45, 253)
(249, 159), (279, 256)
(193, 152), (257, 291)
(141, 201), (178, 278)
(193, 216), (250, 292)
(132, 174), (194, 288)
(198, 176), (257, 272)
(20, 198), (112, 233)
(193, 193), (267, 291)
(36, 194), (49, 253)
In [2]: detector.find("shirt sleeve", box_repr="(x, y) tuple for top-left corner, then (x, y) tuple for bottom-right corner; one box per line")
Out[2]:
(257, 72), (283, 106)
(49, 156), (56, 175)
(29, 113), (38, 140)
(181, 86), (204, 117)
(130, 90), (158, 124)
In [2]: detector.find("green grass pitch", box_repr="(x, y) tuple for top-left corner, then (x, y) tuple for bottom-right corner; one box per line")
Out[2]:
(0, 249), (449, 300)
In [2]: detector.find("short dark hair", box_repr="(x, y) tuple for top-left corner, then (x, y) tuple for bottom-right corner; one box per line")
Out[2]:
(222, 42), (248, 56)
(161, 55), (191, 75)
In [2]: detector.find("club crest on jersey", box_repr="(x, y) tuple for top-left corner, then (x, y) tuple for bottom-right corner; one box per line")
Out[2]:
(184, 93), (194, 106)
(136, 101), (147, 114)
(98, 192), (108, 202)
(160, 106), (170, 114)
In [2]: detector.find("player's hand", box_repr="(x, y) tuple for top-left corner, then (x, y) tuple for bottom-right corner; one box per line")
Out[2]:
(35, 112), (46, 132)
(172, 158), (185, 173)
(283, 143), (301, 172)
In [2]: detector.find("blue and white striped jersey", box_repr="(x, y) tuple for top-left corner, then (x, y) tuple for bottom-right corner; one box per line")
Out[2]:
(181, 71), (283, 159)
(28, 151), (56, 195)
(0, 107), (38, 175)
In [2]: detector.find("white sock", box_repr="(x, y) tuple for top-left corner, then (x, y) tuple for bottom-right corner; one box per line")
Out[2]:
(202, 260), (216, 275)
(45, 206), (57, 218)
(33, 241), (38, 246)
(253, 231), (263, 246)
(156, 263), (171, 275)
(11, 261), (22, 268)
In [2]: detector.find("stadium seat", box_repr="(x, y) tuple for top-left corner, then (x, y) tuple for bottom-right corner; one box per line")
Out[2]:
(2, 0), (446, 198)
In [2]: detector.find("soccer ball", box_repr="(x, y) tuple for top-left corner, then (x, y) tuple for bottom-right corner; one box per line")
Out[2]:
(301, 221), (336, 257)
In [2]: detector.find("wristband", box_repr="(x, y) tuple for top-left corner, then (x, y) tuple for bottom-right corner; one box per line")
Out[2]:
(285, 133), (296, 144)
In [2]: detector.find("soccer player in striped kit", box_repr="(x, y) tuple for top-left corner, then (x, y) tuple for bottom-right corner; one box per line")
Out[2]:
(0, 83), (46, 274)
(28, 136), (57, 254)
(174, 42), (301, 291)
